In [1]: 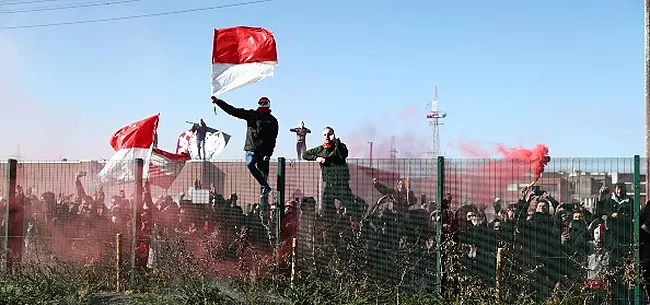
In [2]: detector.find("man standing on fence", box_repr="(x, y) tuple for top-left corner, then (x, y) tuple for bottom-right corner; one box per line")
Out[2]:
(211, 96), (279, 198)
(290, 120), (311, 159)
(303, 126), (365, 223)
(195, 119), (208, 160)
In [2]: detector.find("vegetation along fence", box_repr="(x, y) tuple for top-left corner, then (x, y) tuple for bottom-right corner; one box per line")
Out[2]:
(0, 156), (646, 304)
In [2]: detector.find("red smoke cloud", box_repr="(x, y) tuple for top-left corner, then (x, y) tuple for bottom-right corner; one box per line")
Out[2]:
(439, 142), (551, 207)
(496, 143), (551, 182)
(444, 142), (550, 206)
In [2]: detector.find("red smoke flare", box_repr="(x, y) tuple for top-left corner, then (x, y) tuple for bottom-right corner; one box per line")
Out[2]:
(496, 144), (551, 182)
(417, 142), (553, 208)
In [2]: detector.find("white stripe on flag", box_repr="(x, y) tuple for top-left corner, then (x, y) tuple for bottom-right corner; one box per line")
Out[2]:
(211, 61), (277, 96)
(98, 147), (152, 184)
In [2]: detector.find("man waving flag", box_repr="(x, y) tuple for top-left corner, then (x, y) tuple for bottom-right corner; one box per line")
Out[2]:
(211, 26), (278, 96)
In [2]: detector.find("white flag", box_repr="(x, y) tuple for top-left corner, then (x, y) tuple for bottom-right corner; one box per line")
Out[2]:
(176, 126), (231, 160)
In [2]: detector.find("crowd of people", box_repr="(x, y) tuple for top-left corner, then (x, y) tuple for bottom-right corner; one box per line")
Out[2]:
(0, 171), (280, 270)
(0, 95), (647, 304)
(0, 157), (646, 304)
(439, 183), (639, 304)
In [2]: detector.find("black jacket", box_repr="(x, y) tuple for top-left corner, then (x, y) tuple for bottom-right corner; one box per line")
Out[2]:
(214, 99), (279, 156)
(302, 139), (350, 184)
(196, 120), (207, 140)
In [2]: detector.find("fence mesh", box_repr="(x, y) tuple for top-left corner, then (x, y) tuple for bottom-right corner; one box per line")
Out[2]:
(12, 160), (135, 287)
(442, 157), (639, 303)
(0, 156), (644, 303)
(144, 160), (278, 279)
(0, 161), (6, 270)
(288, 158), (438, 293)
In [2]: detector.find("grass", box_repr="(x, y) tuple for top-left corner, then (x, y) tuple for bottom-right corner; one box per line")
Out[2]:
(0, 227), (641, 305)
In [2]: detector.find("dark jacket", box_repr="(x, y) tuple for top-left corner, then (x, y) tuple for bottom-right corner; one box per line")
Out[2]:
(196, 120), (207, 141)
(372, 180), (417, 214)
(214, 99), (279, 156)
(302, 139), (350, 184)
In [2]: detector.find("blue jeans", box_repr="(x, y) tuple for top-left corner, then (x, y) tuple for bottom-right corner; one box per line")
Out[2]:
(245, 151), (270, 189)
(197, 139), (206, 160)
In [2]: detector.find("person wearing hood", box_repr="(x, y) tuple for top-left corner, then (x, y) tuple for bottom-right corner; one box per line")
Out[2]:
(594, 183), (633, 246)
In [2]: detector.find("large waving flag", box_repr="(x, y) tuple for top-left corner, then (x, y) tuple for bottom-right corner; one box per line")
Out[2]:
(148, 148), (190, 189)
(98, 114), (159, 184)
(211, 26), (278, 96)
(176, 125), (231, 160)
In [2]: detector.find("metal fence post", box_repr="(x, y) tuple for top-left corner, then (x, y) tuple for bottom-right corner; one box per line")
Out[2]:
(131, 158), (144, 286)
(276, 157), (286, 251)
(634, 155), (641, 305)
(435, 155), (444, 294)
(116, 233), (123, 292)
(1, 159), (17, 272)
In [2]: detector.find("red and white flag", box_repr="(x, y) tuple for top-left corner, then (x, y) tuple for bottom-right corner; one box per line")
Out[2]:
(211, 26), (278, 96)
(176, 129), (194, 154)
(148, 147), (190, 189)
(176, 126), (231, 160)
(98, 114), (159, 184)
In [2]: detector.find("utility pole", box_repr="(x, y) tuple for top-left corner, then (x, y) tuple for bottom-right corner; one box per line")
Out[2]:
(646, 0), (650, 201)
(637, 0), (650, 200)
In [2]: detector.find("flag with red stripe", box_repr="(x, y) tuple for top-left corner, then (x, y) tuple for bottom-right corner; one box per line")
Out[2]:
(148, 147), (190, 189)
(98, 114), (159, 184)
(211, 26), (278, 96)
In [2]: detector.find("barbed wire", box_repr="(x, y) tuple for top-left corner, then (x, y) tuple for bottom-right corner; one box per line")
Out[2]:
(0, 0), (273, 30)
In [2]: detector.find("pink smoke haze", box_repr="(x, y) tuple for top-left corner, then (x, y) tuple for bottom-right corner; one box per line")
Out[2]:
(344, 126), (429, 159)
(0, 77), (110, 160)
(397, 104), (420, 120)
(450, 139), (491, 158)
(342, 104), (430, 158)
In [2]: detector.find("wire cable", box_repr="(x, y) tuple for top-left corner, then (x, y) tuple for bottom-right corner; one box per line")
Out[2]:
(0, 0), (272, 30)
(0, 0), (140, 14)
(0, 0), (64, 5)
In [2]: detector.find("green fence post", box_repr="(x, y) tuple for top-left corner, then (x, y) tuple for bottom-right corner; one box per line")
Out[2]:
(2, 159), (17, 272)
(634, 155), (641, 305)
(435, 156), (444, 294)
(276, 157), (286, 251)
(131, 158), (144, 287)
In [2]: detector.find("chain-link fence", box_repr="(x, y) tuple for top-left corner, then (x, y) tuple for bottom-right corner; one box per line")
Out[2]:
(288, 158), (438, 294)
(0, 160), (7, 271)
(144, 159), (279, 281)
(9, 160), (135, 288)
(441, 157), (641, 304)
(0, 156), (644, 303)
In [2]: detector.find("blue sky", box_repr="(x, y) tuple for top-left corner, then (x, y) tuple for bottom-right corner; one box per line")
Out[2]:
(0, 0), (644, 161)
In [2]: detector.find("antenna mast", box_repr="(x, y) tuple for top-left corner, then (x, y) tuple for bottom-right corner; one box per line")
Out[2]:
(426, 86), (447, 156)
